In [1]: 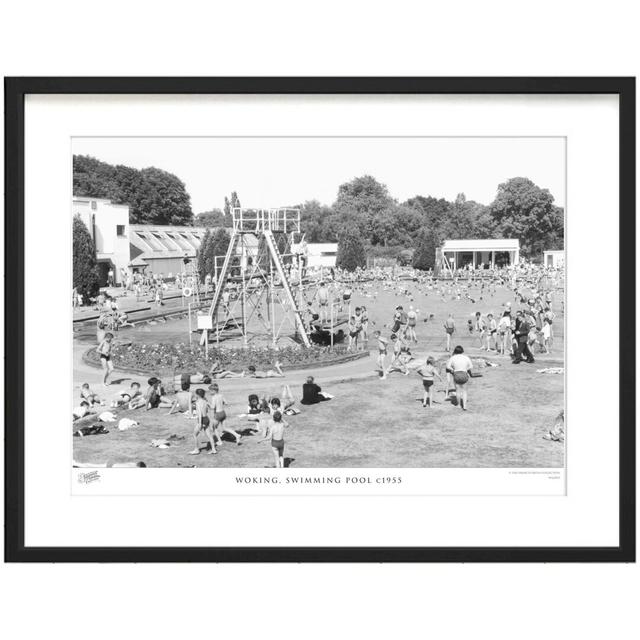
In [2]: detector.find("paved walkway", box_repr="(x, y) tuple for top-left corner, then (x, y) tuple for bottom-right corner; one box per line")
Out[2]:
(74, 337), (564, 397)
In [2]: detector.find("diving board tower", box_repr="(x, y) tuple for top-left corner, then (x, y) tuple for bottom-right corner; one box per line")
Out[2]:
(207, 208), (311, 348)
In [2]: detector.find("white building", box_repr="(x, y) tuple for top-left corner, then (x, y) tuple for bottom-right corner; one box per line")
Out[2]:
(307, 243), (338, 268)
(543, 249), (565, 268)
(73, 197), (215, 284)
(439, 238), (520, 270)
(72, 197), (130, 286)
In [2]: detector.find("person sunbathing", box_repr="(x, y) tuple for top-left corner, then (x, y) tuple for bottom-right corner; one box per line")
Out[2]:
(80, 383), (103, 407)
(111, 382), (144, 409)
(245, 362), (285, 378)
(207, 360), (245, 379)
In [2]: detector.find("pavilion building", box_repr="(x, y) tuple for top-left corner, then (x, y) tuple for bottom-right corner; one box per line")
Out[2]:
(438, 238), (520, 272)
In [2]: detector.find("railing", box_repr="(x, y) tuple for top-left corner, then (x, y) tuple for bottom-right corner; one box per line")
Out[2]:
(232, 207), (301, 234)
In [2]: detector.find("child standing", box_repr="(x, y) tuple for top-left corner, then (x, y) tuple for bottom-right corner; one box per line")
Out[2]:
(406, 306), (418, 344)
(541, 318), (552, 353)
(97, 332), (114, 387)
(416, 356), (443, 408)
(190, 388), (219, 455)
(475, 312), (487, 349)
(209, 383), (242, 445)
(347, 316), (360, 352)
(374, 330), (389, 380)
(360, 306), (369, 342)
(497, 312), (511, 355)
(260, 410), (290, 468)
(443, 313), (455, 353)
(486, 313), (497, 351)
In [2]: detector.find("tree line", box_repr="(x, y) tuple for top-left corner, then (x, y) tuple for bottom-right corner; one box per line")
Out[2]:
(73, 155), (563, 276)
(73, 155), (194, 225)
(299, 175), (564, 271)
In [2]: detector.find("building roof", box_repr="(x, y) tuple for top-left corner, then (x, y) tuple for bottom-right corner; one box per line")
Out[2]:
(442, 238), (520, 251)
(129, 225), (211, 256)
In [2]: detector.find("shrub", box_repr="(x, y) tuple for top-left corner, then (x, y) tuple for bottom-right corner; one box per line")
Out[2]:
(73, 215), (100, 298)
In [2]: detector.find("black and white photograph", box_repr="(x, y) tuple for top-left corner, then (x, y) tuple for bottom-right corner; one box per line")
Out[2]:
(5, 77), (633, 562)
(71, 136), (566, 473)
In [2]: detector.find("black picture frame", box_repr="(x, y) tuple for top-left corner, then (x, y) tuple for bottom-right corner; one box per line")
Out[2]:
(4, 77), (635, 563)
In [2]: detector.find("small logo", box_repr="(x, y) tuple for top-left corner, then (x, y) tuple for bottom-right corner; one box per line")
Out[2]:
(77, 470), (101, 484)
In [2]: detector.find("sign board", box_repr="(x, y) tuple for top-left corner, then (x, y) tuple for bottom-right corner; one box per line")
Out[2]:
(197, 314), (213, 330)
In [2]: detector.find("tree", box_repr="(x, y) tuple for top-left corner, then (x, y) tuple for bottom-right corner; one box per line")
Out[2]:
(196, 227), (231, 282)
(73, 215), (100, 298)
(405, 195), (452, 231)
(299, 200), (335, 242)
(196, 229), (213, 282)
(195, 208), (232, 227)
(489, 177), (562, 258)
(412, 227), (441, 271)
(73, 155), (193, 225)
(333, 175), (395, 238)
(134, 167), (193, 225)
(209, 227), (231, 265)
(544, 206), (565, 250)
(336, 228), (367, 271)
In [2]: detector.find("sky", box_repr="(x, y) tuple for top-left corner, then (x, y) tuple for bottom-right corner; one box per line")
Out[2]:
(73, 137), (566, 213)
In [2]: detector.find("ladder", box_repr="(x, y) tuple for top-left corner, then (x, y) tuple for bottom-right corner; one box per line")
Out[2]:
(207, 232), (239, 319)
(263, 230), (311, 347)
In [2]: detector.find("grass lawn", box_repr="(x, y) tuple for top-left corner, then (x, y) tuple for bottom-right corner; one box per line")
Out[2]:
(73, 277), (565, 468)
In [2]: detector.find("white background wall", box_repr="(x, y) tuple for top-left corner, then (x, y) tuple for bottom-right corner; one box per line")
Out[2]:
(1, 3), (638, 640)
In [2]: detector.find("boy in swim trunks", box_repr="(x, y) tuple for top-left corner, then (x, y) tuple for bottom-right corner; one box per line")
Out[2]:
(541, 317), (552, 353)
(190, 388), (219, 455)
(97, 332), (114, 387)
(486, 313), (497, 351)
(347, 316), (361, 352)
(209, 384), (242, 445)
(374, 330), (389, 379)
(260, 410), (290, 468)
(443, 313), (455, 353)
(387, 333), (410, 376)
(475, 312), (487, 349)
(406, 306), (418, 344)
(359, 306), (369, 341)
(416, 356), (443, 408)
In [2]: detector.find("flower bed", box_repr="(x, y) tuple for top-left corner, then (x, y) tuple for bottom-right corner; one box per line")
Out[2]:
(84, 341), (367, 374)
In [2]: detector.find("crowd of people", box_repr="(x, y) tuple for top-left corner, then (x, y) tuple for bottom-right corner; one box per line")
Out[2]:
(75, 258), (563, 467)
